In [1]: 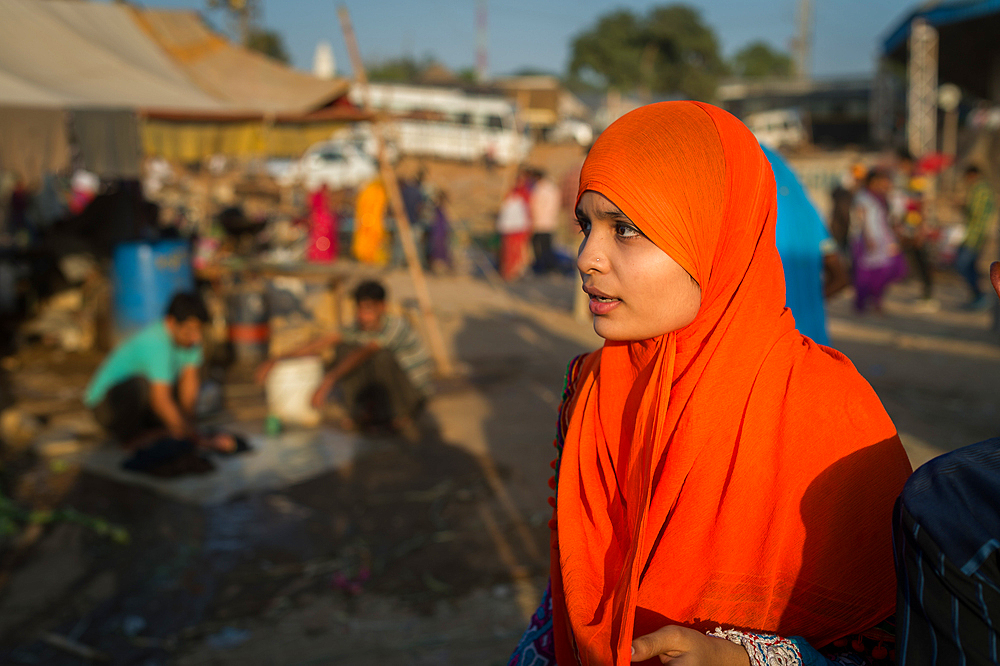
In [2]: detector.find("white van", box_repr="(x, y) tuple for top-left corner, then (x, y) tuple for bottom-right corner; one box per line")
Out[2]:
(745, 109), (807, 150)
(349, 83), (531, 165)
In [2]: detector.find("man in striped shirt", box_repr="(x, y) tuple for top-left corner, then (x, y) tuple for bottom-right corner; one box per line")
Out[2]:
(258, 280), (431, 435)
(893, 262), (1000, 665)
(955, 166), (996, 310)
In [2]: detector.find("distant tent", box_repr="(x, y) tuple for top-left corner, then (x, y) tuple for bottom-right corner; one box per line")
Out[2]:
(131, 8), (348, 115)
(0, 0), (222, 111)
(0, 0), (363, 173)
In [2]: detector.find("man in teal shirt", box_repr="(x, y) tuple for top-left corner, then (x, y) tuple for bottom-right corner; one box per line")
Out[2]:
(86, 292), (210, 448)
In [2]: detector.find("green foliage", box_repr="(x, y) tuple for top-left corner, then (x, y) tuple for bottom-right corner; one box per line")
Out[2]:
(246, 28), (290, 64)
(567, 4), (726, 100)
(0, 490), (129, 544)
(456, 68), (479, 84)
(368, 57), (426, 83)
(729, 41), (794, 79)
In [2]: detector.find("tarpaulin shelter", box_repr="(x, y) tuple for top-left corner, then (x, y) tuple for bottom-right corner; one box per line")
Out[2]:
(131, 7), (365, 162)
(0, 0), (222, 182)
(131, 8), (348, 115)
(0, 0), (363, 179)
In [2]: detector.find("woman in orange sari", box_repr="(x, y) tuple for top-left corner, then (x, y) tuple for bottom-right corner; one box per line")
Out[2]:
(508, 102), (912, 666)
(352, 178), (389, 266)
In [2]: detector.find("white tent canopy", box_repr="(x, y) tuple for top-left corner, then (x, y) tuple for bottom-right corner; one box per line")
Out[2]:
(0, 0), (225, 110)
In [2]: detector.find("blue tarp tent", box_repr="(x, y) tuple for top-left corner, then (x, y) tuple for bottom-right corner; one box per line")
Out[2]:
(762, 145), (832, 346)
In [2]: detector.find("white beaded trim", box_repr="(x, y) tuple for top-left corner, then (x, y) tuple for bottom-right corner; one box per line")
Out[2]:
(707, 627), (803, 666)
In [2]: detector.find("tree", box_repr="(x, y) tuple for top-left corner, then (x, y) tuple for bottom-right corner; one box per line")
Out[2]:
(246, 28), (289, 63)
(367, 57), (424, 83)
(206, 0), (259, 46)
(567, 4), (726, 100)
(729, 41), (793, 79)
(567, 9), (644, 92)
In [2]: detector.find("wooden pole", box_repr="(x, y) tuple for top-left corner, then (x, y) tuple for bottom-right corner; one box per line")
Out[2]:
(337, 5), (454, 377)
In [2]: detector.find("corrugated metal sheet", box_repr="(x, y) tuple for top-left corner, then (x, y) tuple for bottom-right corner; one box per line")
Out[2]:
(131, 8), (349, 115)
(0, 0), (222, 110)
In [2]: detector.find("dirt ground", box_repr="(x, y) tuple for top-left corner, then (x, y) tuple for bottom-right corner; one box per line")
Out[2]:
(1, 144), (998, 664)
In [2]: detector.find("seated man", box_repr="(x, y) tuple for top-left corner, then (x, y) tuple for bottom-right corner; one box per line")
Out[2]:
(893, 262), (1000, 665)
(85, 292), (230, 452)
(258, 280), (431, 434)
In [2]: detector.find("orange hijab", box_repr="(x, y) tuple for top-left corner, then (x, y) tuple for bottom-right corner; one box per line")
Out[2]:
(551, 102), (911, 666)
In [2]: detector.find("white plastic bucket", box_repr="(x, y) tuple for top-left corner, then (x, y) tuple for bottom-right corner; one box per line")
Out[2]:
(265, 356), (325, 427)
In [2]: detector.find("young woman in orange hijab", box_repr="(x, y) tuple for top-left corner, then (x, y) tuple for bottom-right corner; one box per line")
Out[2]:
(507, 102), (912, 666)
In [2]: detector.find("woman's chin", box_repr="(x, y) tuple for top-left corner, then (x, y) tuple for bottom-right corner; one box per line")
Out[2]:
(593, 318), (634, 341)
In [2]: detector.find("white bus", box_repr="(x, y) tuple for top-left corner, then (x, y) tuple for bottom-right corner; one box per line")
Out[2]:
(348, 83), (530, 165)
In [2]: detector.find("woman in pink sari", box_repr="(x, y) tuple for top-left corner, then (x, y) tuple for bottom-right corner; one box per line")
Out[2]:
(307, 185), (338, 263)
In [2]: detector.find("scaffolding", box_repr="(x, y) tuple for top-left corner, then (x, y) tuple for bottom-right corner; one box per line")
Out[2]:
(907, 18), (939, 158)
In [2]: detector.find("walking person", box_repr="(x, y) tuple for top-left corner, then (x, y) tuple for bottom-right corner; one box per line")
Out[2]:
(529, 168), (561, 273)
(955, 165), (996, 310)
(892, 151), (936, 309)
(851, 168), (907, 313)
(426, 189), (452, 273)
(352, 177), (389, 266)
(497, 168), (533, 281)
(307, 184), (337, 262)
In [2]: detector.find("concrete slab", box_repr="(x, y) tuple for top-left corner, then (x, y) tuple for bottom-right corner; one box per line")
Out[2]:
(72, 427), (366, 505)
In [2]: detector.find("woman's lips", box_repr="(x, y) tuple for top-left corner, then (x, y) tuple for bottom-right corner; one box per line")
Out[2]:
(589, 295), (621, 315)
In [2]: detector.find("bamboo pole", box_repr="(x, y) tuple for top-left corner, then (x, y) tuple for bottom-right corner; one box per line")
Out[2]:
(337, 5), (454, 377)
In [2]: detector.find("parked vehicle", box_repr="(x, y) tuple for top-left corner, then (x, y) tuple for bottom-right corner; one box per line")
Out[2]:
(350, 83), (531, 165)
(549, 118), (594, 146)
(746, 109), (807, 150)
(330, 123), (399, 163)
(278, 140), (378, 191)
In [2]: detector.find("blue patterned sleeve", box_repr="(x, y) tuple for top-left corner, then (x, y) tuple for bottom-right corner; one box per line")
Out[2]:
(507, 580), (557, 666)
(709, 628), (893, 666)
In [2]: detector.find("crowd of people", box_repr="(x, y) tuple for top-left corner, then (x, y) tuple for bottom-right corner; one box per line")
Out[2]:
(828, 152), (997, 316)
(496, 166), (569, 280)
(305, 168), (454, 273)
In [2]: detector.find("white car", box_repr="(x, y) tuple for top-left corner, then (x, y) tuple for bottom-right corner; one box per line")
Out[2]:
(746, 109), (807, 150)
(280, 140), (378, 191)
(549, 118), (594, 146)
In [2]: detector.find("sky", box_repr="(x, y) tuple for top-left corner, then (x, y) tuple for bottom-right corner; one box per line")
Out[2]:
(124, 0), (920, 80)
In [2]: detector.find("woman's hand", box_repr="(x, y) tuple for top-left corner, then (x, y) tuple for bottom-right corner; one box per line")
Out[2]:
(631, 625), (750, 665)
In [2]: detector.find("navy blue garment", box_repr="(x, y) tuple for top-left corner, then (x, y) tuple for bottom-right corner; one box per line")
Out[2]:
(894, 437), (1000, 665)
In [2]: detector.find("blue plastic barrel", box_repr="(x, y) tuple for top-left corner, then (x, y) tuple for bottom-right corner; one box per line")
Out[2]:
(112, 240), (195, 339)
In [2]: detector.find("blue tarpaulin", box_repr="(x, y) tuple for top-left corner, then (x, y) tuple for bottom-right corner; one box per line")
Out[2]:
(762, 145), (832, 347)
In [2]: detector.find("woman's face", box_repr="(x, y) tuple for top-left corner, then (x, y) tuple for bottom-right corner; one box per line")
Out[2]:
(576, 191), (701, 341)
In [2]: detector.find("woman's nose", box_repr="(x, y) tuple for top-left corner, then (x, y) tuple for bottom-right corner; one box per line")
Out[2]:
(577, 233), (608, 275)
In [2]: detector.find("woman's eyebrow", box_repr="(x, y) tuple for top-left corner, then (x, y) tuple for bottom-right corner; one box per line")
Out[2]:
(596, 208), (631, 221)
(575, 207), (633, 222)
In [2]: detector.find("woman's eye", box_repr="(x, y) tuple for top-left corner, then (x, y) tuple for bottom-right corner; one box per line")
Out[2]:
(575, 218), (590, 235)
(616, 223), (640, 238)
